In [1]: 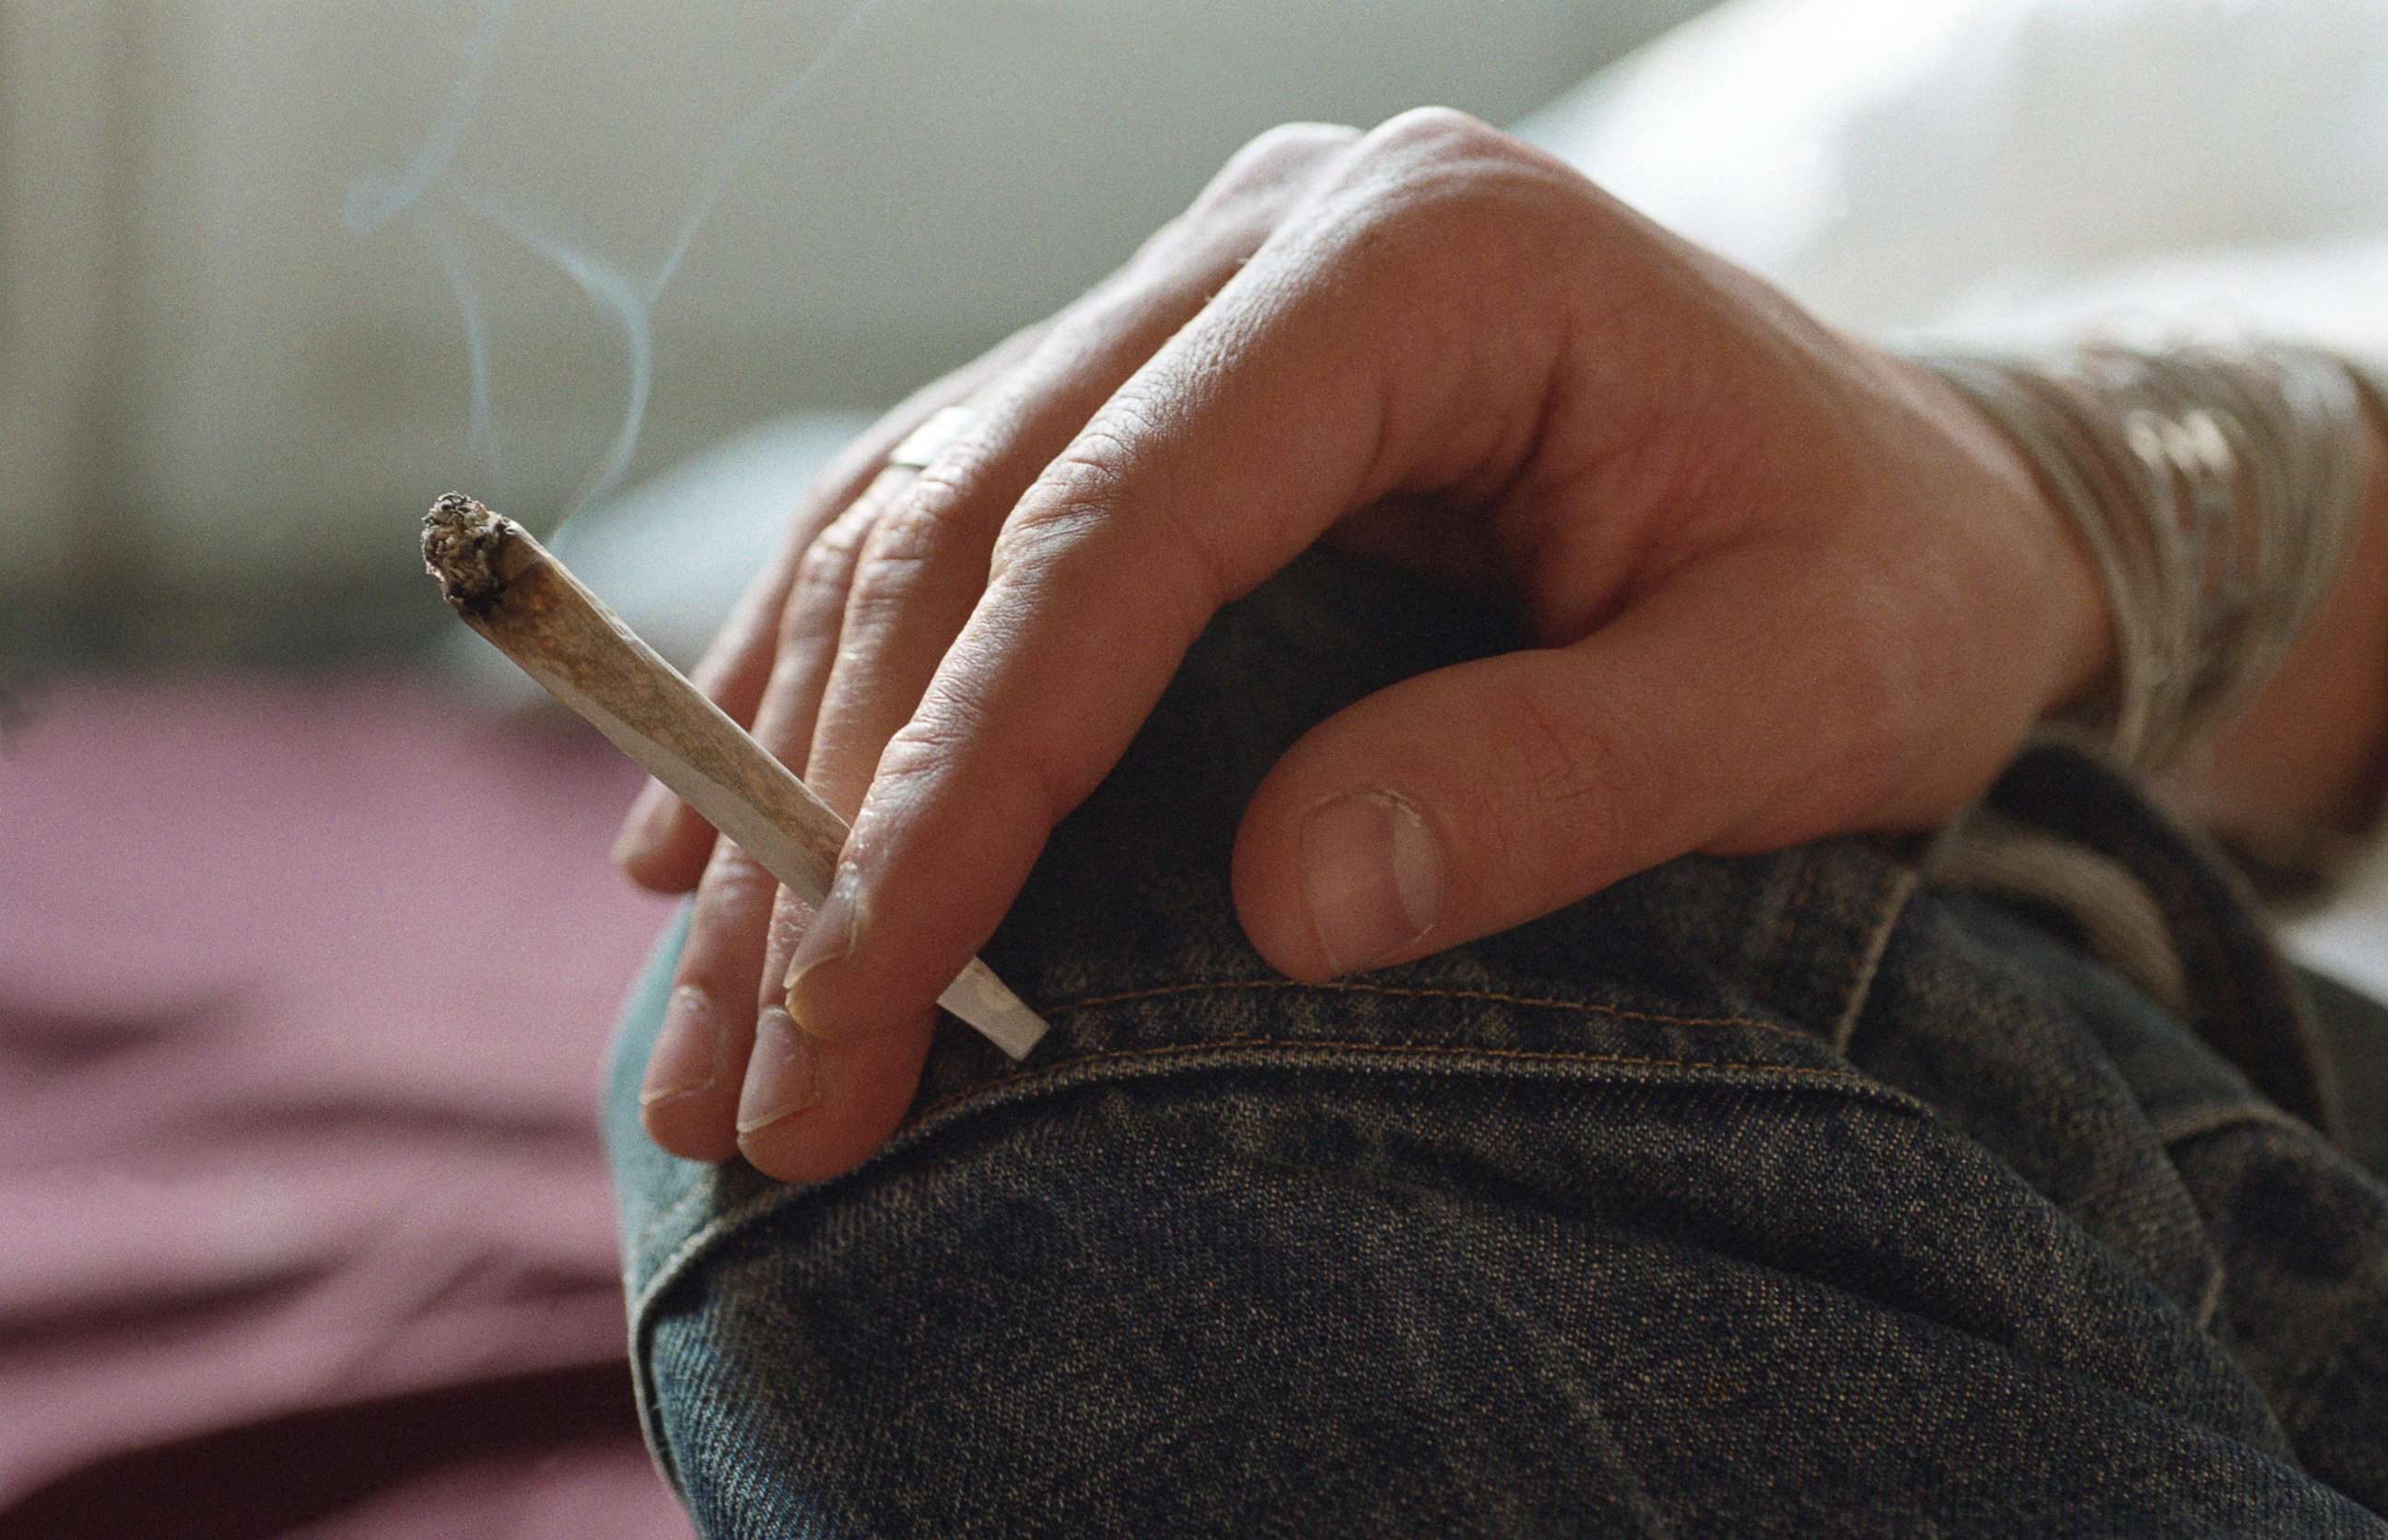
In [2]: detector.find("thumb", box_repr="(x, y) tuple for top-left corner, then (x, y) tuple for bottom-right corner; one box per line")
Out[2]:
(1231, 560), (1865, 982)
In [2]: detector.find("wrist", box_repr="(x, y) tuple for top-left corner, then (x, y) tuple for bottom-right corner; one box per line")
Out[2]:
(2181, 387), (2388, 840)
(1890, 353), (2115, 726)
(1905, 342), (2371, 775)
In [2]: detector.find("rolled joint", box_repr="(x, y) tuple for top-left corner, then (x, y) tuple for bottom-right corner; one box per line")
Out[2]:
(422, 492), (511, 612)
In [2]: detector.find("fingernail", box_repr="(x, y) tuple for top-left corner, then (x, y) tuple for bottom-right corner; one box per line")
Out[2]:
(1301, 789), (1443, 975)
(781, 862), (861, 996)
(736, 1009), (826, 1132)
(639, 986), (722, 1106)
(612, 781), (673, 867)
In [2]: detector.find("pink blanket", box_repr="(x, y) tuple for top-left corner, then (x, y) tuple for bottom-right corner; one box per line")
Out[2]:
(0, 677), (690, 1537)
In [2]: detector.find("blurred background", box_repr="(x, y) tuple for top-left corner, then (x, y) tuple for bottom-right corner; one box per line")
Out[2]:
(5, 1), (2385, 1534)
(0, 0), (1701, 669)
(3, 3), (1725, 1534)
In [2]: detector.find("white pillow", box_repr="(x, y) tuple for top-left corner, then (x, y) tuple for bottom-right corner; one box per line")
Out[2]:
(1516, 0), (2388, 339)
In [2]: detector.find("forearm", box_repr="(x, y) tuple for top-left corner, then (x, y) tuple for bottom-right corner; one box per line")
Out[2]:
(2165, 393), (2388, 843)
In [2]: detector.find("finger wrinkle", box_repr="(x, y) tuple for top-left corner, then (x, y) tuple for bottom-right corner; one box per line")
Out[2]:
(697, 845), (781, 906)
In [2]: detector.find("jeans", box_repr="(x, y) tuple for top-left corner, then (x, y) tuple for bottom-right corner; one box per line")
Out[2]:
(603, 550), (2388, 1537)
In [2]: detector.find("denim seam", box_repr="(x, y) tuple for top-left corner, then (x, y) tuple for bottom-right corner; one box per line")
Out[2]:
(2155, 1108), (2388, 1432)
(629, 1164), (728, 1284)
(1996, 739), (2335, 1131)
(620, 974), (1924, 1502)
(2193, 1240), (2229, 1335)
(1773, 845), (1820, 962)
(905, 1032), (1922, 1127)
(1830, 865), (1923, 1054)
(622, 1165), (725, 1494)
(626, 966), (1850, 1288)
(1761, 840), (1933, 1049)
(2143, 1102), (2374, 1336)
(624, 1028), (1937, 1492)
(2150, 1101), (2327, 1151)
(1036, 976), (1813, 1041)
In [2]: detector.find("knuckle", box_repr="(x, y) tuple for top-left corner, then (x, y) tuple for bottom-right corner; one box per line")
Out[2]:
(791, 507), (873, 594)
(884, 702), (1078, 833)
(873, 710), (974, 788)
(986, 434), (1134, 588)
(989, 406), (1228, 635)
(1211, 122), (1361, 198)
(861, 709), (987, 827)
(1359, 106), (1511, 169)
(859, 497), (943, 574)
(1281, 115), (1541, 284)
(982, 507), (1083, 597)
(882, 454), (992, 554)
(1160, 122), (1362, 264)
(1329, 108), (1574, 245)
(791, 545), (857, 606)
(780, 524), (871, 648)
(677, 852), (779, 982)
(845, 485), (970, 616)
(698, 839), (777, 902)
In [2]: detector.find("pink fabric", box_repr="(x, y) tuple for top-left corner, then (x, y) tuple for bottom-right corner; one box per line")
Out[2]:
(0, 676), (688, 1537)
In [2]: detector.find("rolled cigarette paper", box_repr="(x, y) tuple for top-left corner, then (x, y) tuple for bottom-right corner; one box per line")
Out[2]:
(421, 493), (1049, 1060)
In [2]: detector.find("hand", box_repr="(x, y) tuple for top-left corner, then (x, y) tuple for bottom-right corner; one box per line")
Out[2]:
(612, 110), (2110, 1184)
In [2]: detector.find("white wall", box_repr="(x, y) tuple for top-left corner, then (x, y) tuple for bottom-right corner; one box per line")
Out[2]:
(0, 0), (1705, 661)
(0, 6), (128, 612)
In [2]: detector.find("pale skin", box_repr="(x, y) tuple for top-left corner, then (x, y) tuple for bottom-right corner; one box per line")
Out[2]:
(613, 111), (2388, 1185)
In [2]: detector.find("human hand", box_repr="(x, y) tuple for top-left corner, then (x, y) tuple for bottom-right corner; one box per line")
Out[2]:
(612, 110), (2110, 1184)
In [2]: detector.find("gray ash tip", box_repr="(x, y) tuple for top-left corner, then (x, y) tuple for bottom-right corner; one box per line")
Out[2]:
(422, 492), (509, 611)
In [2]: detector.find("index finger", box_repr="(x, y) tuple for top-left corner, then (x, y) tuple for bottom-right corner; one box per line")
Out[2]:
(778, 214), (1500, 1042)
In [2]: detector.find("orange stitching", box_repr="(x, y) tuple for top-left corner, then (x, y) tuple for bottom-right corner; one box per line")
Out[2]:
(1039, 976), (1794, 1037)
(1830, 864), (1921, 1049)
(908, 1032), (1898, 1126)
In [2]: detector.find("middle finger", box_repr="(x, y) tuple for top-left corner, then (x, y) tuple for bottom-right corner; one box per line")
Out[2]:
(636, 465), (925, 1159)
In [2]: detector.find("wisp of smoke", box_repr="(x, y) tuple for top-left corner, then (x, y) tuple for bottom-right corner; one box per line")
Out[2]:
(345, 0), (883, 532)
(341, 0), (514, 238)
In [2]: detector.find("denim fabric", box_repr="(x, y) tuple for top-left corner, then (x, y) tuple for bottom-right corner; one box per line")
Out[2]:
(603, 550), (2388, 1537)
